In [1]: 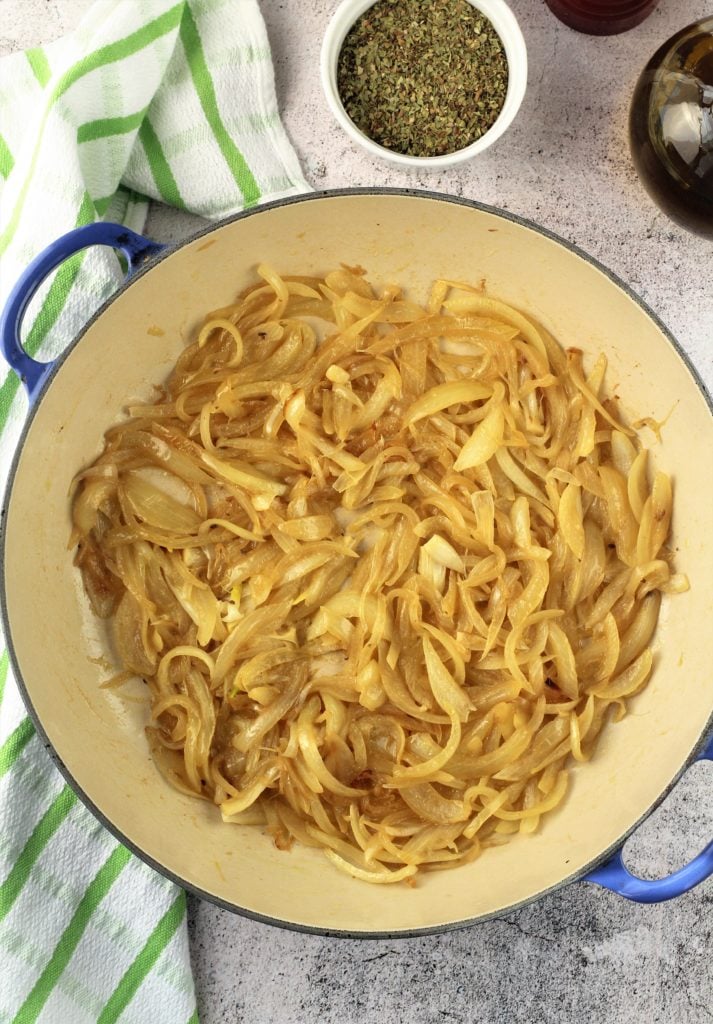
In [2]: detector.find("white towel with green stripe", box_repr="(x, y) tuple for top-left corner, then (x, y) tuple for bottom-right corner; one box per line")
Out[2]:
(0, 2), (309, 1021)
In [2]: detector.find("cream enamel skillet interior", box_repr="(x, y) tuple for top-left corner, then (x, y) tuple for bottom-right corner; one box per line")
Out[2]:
(2, 190), (713, 935)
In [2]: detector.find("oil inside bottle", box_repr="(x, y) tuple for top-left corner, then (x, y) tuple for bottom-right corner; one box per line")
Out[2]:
(629, 19), (713, 239)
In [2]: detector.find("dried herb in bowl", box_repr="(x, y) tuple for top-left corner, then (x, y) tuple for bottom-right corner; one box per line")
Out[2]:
(336, 0), (509, 158)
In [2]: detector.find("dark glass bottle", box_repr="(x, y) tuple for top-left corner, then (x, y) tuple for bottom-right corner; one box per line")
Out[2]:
(544, 0), (659, 35)
(629, 19), (713, 239)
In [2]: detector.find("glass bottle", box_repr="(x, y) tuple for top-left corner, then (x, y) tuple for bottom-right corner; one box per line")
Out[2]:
(629, 18), (713, 239)
(545, 0), (659, 35)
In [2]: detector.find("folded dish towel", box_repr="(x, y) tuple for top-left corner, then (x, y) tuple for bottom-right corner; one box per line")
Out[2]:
(0, 2), (308, 1021)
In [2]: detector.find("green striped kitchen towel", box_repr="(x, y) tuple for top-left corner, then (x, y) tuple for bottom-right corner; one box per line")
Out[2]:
(0, 2), (309, 1021)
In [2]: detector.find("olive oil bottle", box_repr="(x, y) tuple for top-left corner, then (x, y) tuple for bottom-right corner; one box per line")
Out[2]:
(629, 19), (713, 239)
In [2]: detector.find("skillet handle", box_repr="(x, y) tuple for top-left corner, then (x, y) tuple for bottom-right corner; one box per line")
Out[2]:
(0, 223), (165, 405)
(584, 734), (713, 903)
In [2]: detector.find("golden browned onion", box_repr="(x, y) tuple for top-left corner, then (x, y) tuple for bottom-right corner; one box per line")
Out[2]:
(72, 264), (687, 884)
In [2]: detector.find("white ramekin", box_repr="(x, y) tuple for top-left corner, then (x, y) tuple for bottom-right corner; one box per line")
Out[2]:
(320, 0), (528, 169)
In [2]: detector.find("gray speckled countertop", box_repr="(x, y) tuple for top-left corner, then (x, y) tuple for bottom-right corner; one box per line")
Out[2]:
(3, 1), (713, 1021)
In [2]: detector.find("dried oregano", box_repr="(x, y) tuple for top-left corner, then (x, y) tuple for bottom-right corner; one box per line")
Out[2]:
(337, 0), (509, 158)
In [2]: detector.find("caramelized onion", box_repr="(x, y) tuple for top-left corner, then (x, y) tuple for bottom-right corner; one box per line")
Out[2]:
(73, 266), (686, 883)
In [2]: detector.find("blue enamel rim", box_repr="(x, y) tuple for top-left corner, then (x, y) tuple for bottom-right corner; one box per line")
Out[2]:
(2, 188), (713, 937)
